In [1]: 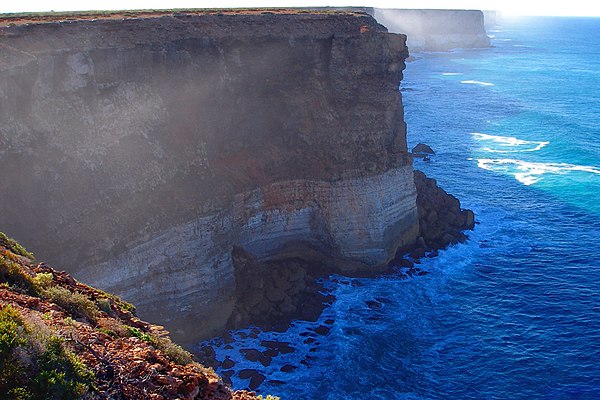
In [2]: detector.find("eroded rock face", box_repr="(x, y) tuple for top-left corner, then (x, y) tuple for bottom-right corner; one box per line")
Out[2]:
(0, 12), (417, 342)
(373, 9), (491, 52)
(413, 170), (475, 251)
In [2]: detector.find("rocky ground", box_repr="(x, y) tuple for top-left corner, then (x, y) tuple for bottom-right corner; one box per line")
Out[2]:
(0, 232), (264, 400)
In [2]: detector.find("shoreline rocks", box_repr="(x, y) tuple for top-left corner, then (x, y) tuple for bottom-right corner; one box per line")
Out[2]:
(196, 168), (476, 393)
(412, 170), (475, 253)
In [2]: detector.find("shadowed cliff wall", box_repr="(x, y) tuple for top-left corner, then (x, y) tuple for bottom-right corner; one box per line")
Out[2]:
(0, 12), (417, 342)
(374, 9), (490, 51)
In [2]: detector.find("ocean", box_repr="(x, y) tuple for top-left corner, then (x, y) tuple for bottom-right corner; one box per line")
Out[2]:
(200, 17), (600, 399)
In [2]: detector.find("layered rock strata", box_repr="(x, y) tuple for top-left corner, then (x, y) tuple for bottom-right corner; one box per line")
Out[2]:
(373, 9), (490, 51)
(0, 11), (417, 343)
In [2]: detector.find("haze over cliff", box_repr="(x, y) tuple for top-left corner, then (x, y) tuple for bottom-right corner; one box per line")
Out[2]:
(374, 9), (490, 51)
(0, 10), (420, 343)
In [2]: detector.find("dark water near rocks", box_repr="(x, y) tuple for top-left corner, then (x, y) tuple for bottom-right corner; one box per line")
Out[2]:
(200, 17), (600, 399)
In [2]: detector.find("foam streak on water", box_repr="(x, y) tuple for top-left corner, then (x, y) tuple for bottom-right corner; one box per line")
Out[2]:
(476, 158), (600, 185)
(460, 79), (495, 86)
(471, 132), (549, 153)
(200, 17), (600, 399)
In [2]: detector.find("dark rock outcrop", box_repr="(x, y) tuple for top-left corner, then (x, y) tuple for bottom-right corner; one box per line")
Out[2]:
(228, 247), (330, 332)
(412, 143), (436, 156)
(413, 170), (475, 253)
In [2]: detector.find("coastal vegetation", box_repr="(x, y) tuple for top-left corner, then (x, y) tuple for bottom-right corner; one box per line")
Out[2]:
(0, 232), (262, 399)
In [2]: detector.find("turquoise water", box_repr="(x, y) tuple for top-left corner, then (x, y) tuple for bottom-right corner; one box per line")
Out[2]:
(201, 17), (600, 399)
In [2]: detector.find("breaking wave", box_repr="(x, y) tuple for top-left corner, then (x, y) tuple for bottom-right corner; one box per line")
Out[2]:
(471, 132), (549, 153)
(461, 80), (495, 86)
(476, 158), (600, 185)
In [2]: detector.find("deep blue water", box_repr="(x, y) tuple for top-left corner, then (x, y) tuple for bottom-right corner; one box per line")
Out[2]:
(201, 17), (600, 399)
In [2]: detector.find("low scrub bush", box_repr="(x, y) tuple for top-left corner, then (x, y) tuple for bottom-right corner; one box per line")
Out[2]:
(31, 336), (94, 399)
(32, 272), (54, 289)
(0, 232), (35, 260)
(96, 317), (129, 338)
(0, 254), (38, 296)
(44, 286), (100, 323)
(94, 288), (136, 314)
(0, 305), (94, 399)
(126, 326), (194, 365)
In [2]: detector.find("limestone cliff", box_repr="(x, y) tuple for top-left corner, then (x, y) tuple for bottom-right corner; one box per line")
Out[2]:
(0, 11), (417, 343)
(373, 9), (490, 52)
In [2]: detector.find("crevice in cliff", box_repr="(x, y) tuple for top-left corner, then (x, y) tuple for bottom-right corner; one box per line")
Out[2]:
(226, 247), (332, 333)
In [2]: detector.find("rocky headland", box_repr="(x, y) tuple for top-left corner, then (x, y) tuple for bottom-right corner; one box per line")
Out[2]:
(0, 9), (474, 349)
(373, 9), (491, 51)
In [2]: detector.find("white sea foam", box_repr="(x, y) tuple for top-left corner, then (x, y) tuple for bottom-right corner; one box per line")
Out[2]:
(476, 158), (600, 185)
(471, 132), (549, 153)
(461, 80), (495, 87)
(442, 72), (463, 76)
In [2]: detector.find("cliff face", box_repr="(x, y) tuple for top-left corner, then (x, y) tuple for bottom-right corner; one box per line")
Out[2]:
(0, 12), (417, 342)
(373, 9), (490, 52)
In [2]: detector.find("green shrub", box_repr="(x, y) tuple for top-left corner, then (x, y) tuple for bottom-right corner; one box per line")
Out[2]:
(0, 306), (94, 399)
(44, 286), (100, 323)
(0, 305), (25, 365)
(126, 326), (193, 365)
(32, 272), (54, 290)
(31, 336), (94, 399)
(0, 255), (38, 296)
(153, 336), (194, 365)
(0, 232), (34, 260)
(97, 298), (112, 315)
(126, 326), (153, 342)
(94, 288), (136, 314)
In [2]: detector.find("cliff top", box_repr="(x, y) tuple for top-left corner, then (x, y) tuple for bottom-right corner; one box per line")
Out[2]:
(0, 8), (366, 28)
(0, 231), (262, 399)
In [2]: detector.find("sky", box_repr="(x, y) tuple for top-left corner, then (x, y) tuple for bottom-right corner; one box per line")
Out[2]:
(2, 0), (600, 16)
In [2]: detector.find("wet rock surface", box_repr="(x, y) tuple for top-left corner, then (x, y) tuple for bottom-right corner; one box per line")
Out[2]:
(412, 143), (436, 156)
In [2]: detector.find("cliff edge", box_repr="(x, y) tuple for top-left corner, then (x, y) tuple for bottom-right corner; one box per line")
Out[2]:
(0, 11), (417, 343)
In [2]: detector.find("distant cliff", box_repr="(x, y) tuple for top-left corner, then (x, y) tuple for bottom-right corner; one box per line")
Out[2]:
(373, 9), (490, 52)
(0, 11), (417, 343)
